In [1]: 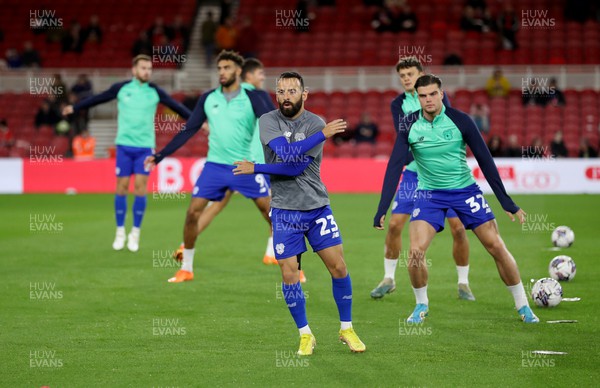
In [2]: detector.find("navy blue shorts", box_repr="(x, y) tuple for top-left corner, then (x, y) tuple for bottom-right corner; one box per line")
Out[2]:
(192, 162), (269, 200)
(392, 170), (457, 218)
(270, 205), (343, 260)
(410, 183), (495, 232)
(115, 145), (154, 177)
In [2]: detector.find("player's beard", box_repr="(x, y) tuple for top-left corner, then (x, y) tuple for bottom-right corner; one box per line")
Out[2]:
(220, 74), (236, 88)
(135, 72), (150, 83)
(279, 99), (303, 118)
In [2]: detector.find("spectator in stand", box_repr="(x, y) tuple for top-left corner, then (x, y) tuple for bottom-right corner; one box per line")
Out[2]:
(5, 48), (21, 68)
(182, 92), (199, 111)
(487, 135), (504, 157)
(147, 17), (173, 45)
(170, 15), (190, 52)
(295, 0), (312, 32)
(505, 134), (521, 157)
(71, 74), (93, 101)
(83, 15), (103, 45)
(485, 69), (511, 98)
(35, 100), (61, 129)
(354, 113), (379, 144)
(396, 0), (418, 32)
(72, 128), (96, 160)
(236, 16), (259, 59)
(467, 0), (488, 13)
(215, 17), (238, 51)
(0, 119), (14, 151)
(565, 0), (592, 23)
(443, 53), (463, 65)
(460, 5), (491, 33)
(578, 138), (598, 158)
(470, 102), (490, 134)
(21, 41), (41, 68)
(52, 74), (69, 105)
(550, 131), (568, 158)
(220, 0), (233, 24)
(497, 3), (519, 50)
(544, 78), (566, 107)
(62, 21), (84, 53)
(372, 6), (394, 32)
(524, 136), (545, 157)
(201, 11), (218, 67)
(131, 31), (153, 57)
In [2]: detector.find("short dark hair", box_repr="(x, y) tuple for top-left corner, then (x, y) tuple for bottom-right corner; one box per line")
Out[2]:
(276, 71), (304, 90)
(241, 58), (264, 79)
(216, 50), (244, 68)
(414, 74), (442, 91)
(395, 56), (424, 73)
(132, 54), (151, 66)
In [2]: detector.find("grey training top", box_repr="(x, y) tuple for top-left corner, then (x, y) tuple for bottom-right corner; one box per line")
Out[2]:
(259, 109), (330, 211)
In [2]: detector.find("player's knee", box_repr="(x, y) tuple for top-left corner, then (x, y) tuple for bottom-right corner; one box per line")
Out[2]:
(388, 218), (404, 235)
(329, 260), (347, 278)
(450, 224), (467, 241)
(485, 238), (506, 258)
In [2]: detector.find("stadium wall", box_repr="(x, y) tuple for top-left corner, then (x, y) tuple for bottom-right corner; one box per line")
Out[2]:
(1, 158), (600, 195)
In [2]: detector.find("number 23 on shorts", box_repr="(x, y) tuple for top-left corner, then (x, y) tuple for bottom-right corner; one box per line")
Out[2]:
(315, 215), (340, 238)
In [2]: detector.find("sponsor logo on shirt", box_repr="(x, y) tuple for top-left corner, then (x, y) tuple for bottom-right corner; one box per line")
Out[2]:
(443, 129), (453, 140)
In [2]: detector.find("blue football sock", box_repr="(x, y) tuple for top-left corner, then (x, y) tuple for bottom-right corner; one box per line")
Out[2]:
(282, 282), (308, 328)
(332, 274), (352, 322)
(132, 195), (147, 228)
(114, 195), (127, 227)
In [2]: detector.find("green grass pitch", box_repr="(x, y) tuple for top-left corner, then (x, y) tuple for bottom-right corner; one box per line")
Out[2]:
(1, 193), (599, 387)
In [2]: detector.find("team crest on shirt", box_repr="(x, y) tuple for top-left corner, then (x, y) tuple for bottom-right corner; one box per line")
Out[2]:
(412, 208), (420, 218)
(275, 243), (285, 255)
(443, 129), (453, 140)
(294, 133), (306, 141)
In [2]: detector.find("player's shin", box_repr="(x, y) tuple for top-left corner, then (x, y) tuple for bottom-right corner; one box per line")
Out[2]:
(332, 274), (352, 329)
(114, 194), (127, 228)
(132, 195), (147, 229)
(282, 282), (310, 334)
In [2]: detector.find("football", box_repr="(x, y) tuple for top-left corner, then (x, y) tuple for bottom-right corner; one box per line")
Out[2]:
(549, 255), (577, 281)
(531, 278), (563, 307)
(551, 226), (575, 247)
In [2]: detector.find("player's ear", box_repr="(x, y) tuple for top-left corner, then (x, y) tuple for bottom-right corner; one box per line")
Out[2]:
(302, 87), (308, 102)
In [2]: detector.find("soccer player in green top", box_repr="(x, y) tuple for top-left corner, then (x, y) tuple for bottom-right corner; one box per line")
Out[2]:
(370, 57), (474, 301)
(374, 74), (539, 323)
(63, 54), (191, 252)
(144, 50), (273, 283)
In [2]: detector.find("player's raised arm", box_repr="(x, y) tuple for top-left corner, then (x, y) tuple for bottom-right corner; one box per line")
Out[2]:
(373, 114), (413, 229)
(63, 81), (125, 116)
(247, 89), (275, 117)
(150, 90), (212, 166)
(153, 85), (192, 120)
(448, 109), (521, 217)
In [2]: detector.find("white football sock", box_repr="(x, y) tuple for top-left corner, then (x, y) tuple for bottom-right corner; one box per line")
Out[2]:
(457, 265), (469, 284)
(298, 325), (312, 335)
(412, 285), (429, 305)
(116, 226), (125, 235)
(265, 236), (275, 257)
(340, 321), (352, 330)
(181, 248), (195, 273)
(507, 281), (528, 310)
(384, 258), (398, 280)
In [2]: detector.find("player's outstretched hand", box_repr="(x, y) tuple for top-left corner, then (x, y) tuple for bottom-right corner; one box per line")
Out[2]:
(505, 208), (526, 224)
(144, 155), (156, 172)
(233, 160), (255, 175)
(322, 119), (347, 138)
(62, 105), (74, 116)
(374, 214), (386, 230)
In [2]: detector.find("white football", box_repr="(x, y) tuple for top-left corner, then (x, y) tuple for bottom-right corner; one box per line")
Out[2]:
(531, 278), (563, 307)
(549, 255), (577, 281)
(551, 226), (575, 248)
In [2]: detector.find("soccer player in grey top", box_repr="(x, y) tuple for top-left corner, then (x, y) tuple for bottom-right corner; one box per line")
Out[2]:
(233, 72), (366, 355)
